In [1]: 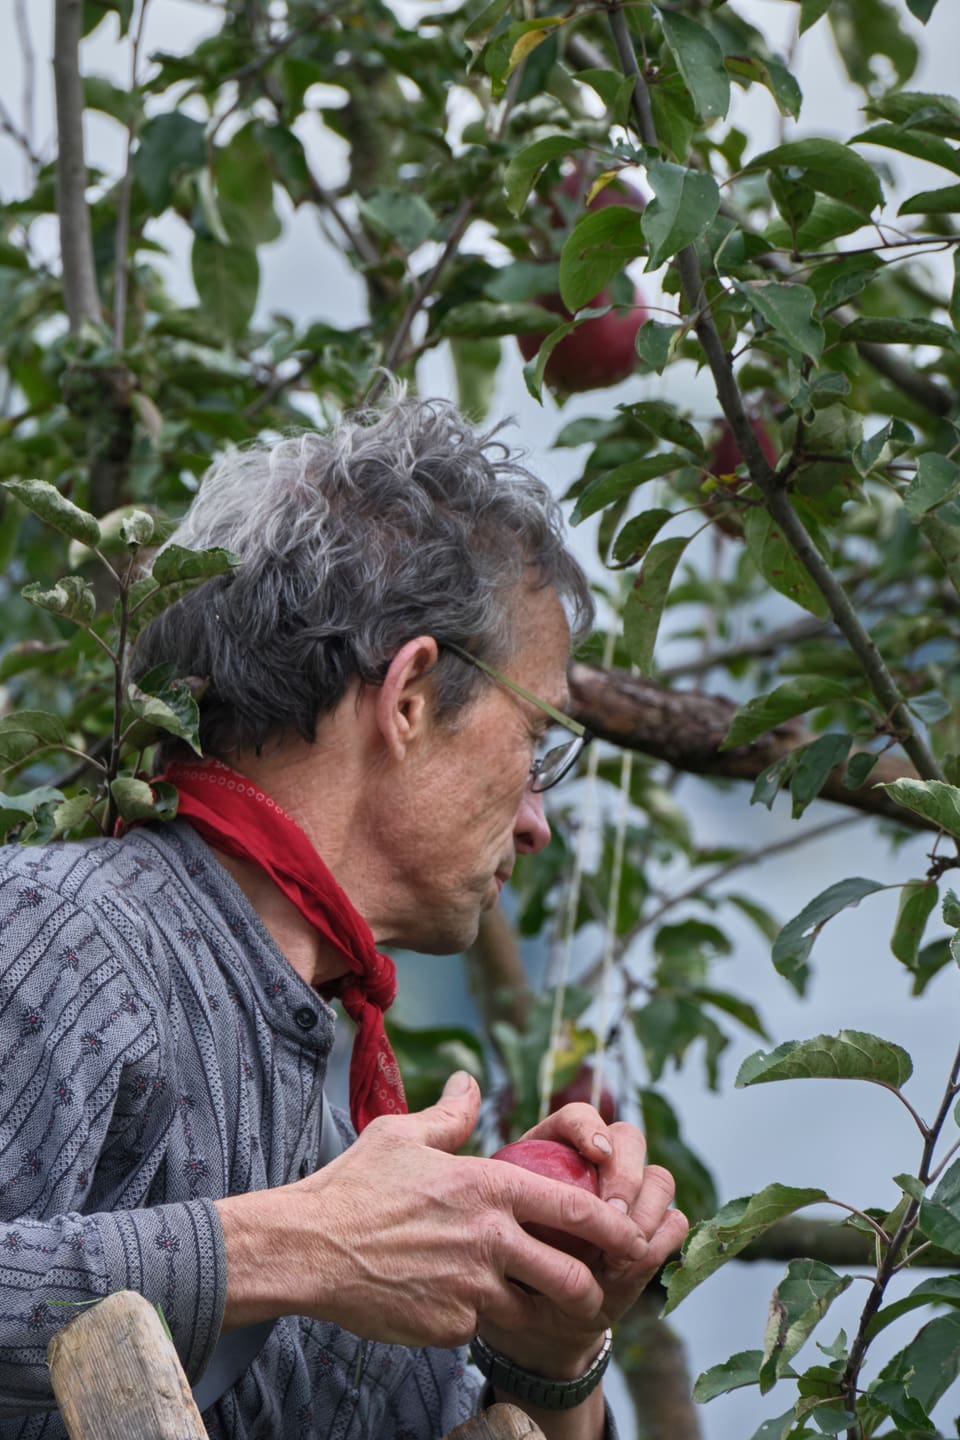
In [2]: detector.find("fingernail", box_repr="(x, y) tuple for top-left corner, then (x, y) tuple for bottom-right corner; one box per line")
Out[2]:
(443, 1070), (471, 1096)
(593, 1133), (612, 1155)
(607, 1196), (629, 1213)
(631, 1236), (649, 1260)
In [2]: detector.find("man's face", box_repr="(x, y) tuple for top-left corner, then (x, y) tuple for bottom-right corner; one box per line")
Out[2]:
(374, 585), (572, 955)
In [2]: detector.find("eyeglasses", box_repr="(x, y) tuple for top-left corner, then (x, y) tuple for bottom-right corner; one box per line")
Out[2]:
(443, 642), (592, 793)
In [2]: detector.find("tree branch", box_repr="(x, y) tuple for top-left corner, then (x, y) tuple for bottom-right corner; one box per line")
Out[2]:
(568, 661), (931, 831)
(53, 0), (102, 332)
(604, 2), (945, 789)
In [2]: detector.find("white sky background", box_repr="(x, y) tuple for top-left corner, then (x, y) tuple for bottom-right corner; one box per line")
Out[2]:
(2, 2), (960, 1436)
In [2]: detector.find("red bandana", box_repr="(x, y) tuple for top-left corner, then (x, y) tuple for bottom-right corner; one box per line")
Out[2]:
(158, 758), (406, 1132)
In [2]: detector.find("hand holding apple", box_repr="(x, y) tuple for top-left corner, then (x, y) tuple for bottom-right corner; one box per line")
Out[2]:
(490, 1138), (602, 1265)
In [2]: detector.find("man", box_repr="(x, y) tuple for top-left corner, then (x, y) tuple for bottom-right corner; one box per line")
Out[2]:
(0, 396), (687, 1440)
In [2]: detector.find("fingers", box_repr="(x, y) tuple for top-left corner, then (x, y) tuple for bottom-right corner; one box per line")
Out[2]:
(387, 1070), (482, 1153)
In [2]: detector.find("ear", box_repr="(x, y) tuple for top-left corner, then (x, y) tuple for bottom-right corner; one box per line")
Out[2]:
(375, 636), (439, 760)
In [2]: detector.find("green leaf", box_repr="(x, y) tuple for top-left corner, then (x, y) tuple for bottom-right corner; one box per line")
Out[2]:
(657, 8), (730, 120)
(124, 680), (202, 754)
(879, 778), (960, 838)
(905, 0), (937, 19)
(559, 207), (647, 313)
(134, 112), (206, 212)
(693, 1350), (763, 1402)
(789, 733), (852, 818)
(891, 881), (939, 967)
(852, 124), (960, 178)
(839, 316), (960, 352)
(0, 711), (69, 772)
(843, 751), (878, 789)
(952, 250), (960, 333)
(663, 1184), (829, 1313)
(799, 0), (832, 32)
(634, 321), (680, 375)
(742, 509), (829, 618)
(21, 577), (97, 627)
(771, 880), (886, 992)
(214, 122), (282, 246)
(641, 163), (720, 270)
(1, 479), (100, 547)
(450, 336), (501, 423)
(356, 189), (437, 252)
(875, 1312), (960, 1413)
(759, 1261), (853, 1394)
(126, 545), (239, 638)
(623, 536), (690, 675)
(899, 182), (960, 215)
(110, 777), (179, 824)
(744, 138), (883, 215)
(0, 786), (66, 838)
(463, 0), (512, 52)
(725, 57), (802, 121)
(622, 401), (706, 456)
(736, 1029), (912, 1089)
(734, 282), (824, 364)
(503, 136), (579, 217)
(438, 301), (558, 339)
(722, 677), (851, 750)
(866, 1276), (960, 1342)
(572, 453), (690, 524)
(611, 509), (674, 567)
(190, 237), (259, 342)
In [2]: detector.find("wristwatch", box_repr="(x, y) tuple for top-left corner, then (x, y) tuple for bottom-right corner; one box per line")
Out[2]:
(469, 1329), (613, 1411)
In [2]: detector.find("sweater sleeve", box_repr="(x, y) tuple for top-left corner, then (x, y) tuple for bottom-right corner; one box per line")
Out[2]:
(0, 867), (226, 1415)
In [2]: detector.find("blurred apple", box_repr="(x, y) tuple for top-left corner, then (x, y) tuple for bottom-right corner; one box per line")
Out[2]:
(704, 417), (778, 537)
(491, 1137), (601, 1265)
(517, 288), (647, 394)
(548, 1064), (617, 1125)
(517, 164), (647, 394)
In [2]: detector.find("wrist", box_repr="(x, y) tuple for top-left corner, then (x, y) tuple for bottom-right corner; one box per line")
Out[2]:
(470, 1329), (612, 1411)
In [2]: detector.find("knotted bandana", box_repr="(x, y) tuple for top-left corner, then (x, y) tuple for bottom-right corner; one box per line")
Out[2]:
(159, 758), (406, 1131)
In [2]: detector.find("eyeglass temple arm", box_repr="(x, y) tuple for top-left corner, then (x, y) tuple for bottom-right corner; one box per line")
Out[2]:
(443, 641), (586, 739)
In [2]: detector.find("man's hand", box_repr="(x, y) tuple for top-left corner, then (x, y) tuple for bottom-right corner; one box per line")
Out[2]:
(475, 1102), (689, 1381)
(214, 1072), (653, 1349)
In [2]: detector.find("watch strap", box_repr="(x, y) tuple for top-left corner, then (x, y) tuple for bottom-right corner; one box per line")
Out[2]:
(469, 1328), (613, 1411)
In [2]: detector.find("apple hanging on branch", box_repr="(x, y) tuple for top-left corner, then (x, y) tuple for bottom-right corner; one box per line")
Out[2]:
(701, 416), (779, 538)
(517, 165), (648, 395)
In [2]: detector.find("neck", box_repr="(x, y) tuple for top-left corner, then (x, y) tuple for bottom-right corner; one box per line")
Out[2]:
(210, 845), (348, 990)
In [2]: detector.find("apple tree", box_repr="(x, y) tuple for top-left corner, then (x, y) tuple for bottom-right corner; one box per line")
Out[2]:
(2, 0), (960, 1435)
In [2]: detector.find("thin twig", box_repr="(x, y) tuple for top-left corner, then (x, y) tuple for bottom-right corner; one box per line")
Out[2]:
(14, 0), (37, 185)
(578, 813), (863, 989)
(840, 1040), (960, 1430)
(113, 0), (151, 351)
(54, 0), (103, 331)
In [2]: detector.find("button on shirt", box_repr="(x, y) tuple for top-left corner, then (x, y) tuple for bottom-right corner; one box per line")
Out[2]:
(0, 822), (480, 1440)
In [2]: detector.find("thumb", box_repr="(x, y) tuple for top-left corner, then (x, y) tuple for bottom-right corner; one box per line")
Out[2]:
(404, 1070), (481, 1153)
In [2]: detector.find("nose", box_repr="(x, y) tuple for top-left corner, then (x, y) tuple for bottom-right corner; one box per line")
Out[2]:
(514, 785), (551, 855)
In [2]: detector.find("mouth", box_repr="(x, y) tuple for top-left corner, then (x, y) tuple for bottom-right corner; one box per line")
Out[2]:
(493, 864), (513, 896)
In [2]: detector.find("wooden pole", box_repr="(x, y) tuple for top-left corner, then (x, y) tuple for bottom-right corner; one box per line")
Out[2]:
(443, 1403), (547, 1440)
(48, 1290), (208, 1440)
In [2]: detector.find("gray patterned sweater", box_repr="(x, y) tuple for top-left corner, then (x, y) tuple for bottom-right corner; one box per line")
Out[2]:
(0, 820), (481, 1439)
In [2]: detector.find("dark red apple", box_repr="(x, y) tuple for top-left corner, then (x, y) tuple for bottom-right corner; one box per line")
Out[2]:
(517, 288), (647, 394)
(704, 418), (778, 537)
(548, 1065), (617, 1125)
(491, 1137), (601, 1265)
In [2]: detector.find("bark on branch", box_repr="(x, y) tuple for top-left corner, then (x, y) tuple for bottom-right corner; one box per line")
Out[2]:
(53, 0), (102, 332)
(568, 662), (930, 832)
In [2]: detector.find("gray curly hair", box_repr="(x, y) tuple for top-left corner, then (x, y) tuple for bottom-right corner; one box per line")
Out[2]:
(130, 396), (594, 758)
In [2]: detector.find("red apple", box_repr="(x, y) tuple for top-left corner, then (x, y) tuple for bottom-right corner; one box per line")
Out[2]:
(709, 417), (777, 479)
(704, 418), (778, 537)
(517, 288), (647, 394)
(491, 1137), (601, 1265)
(548, 1065), (617, 1125)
